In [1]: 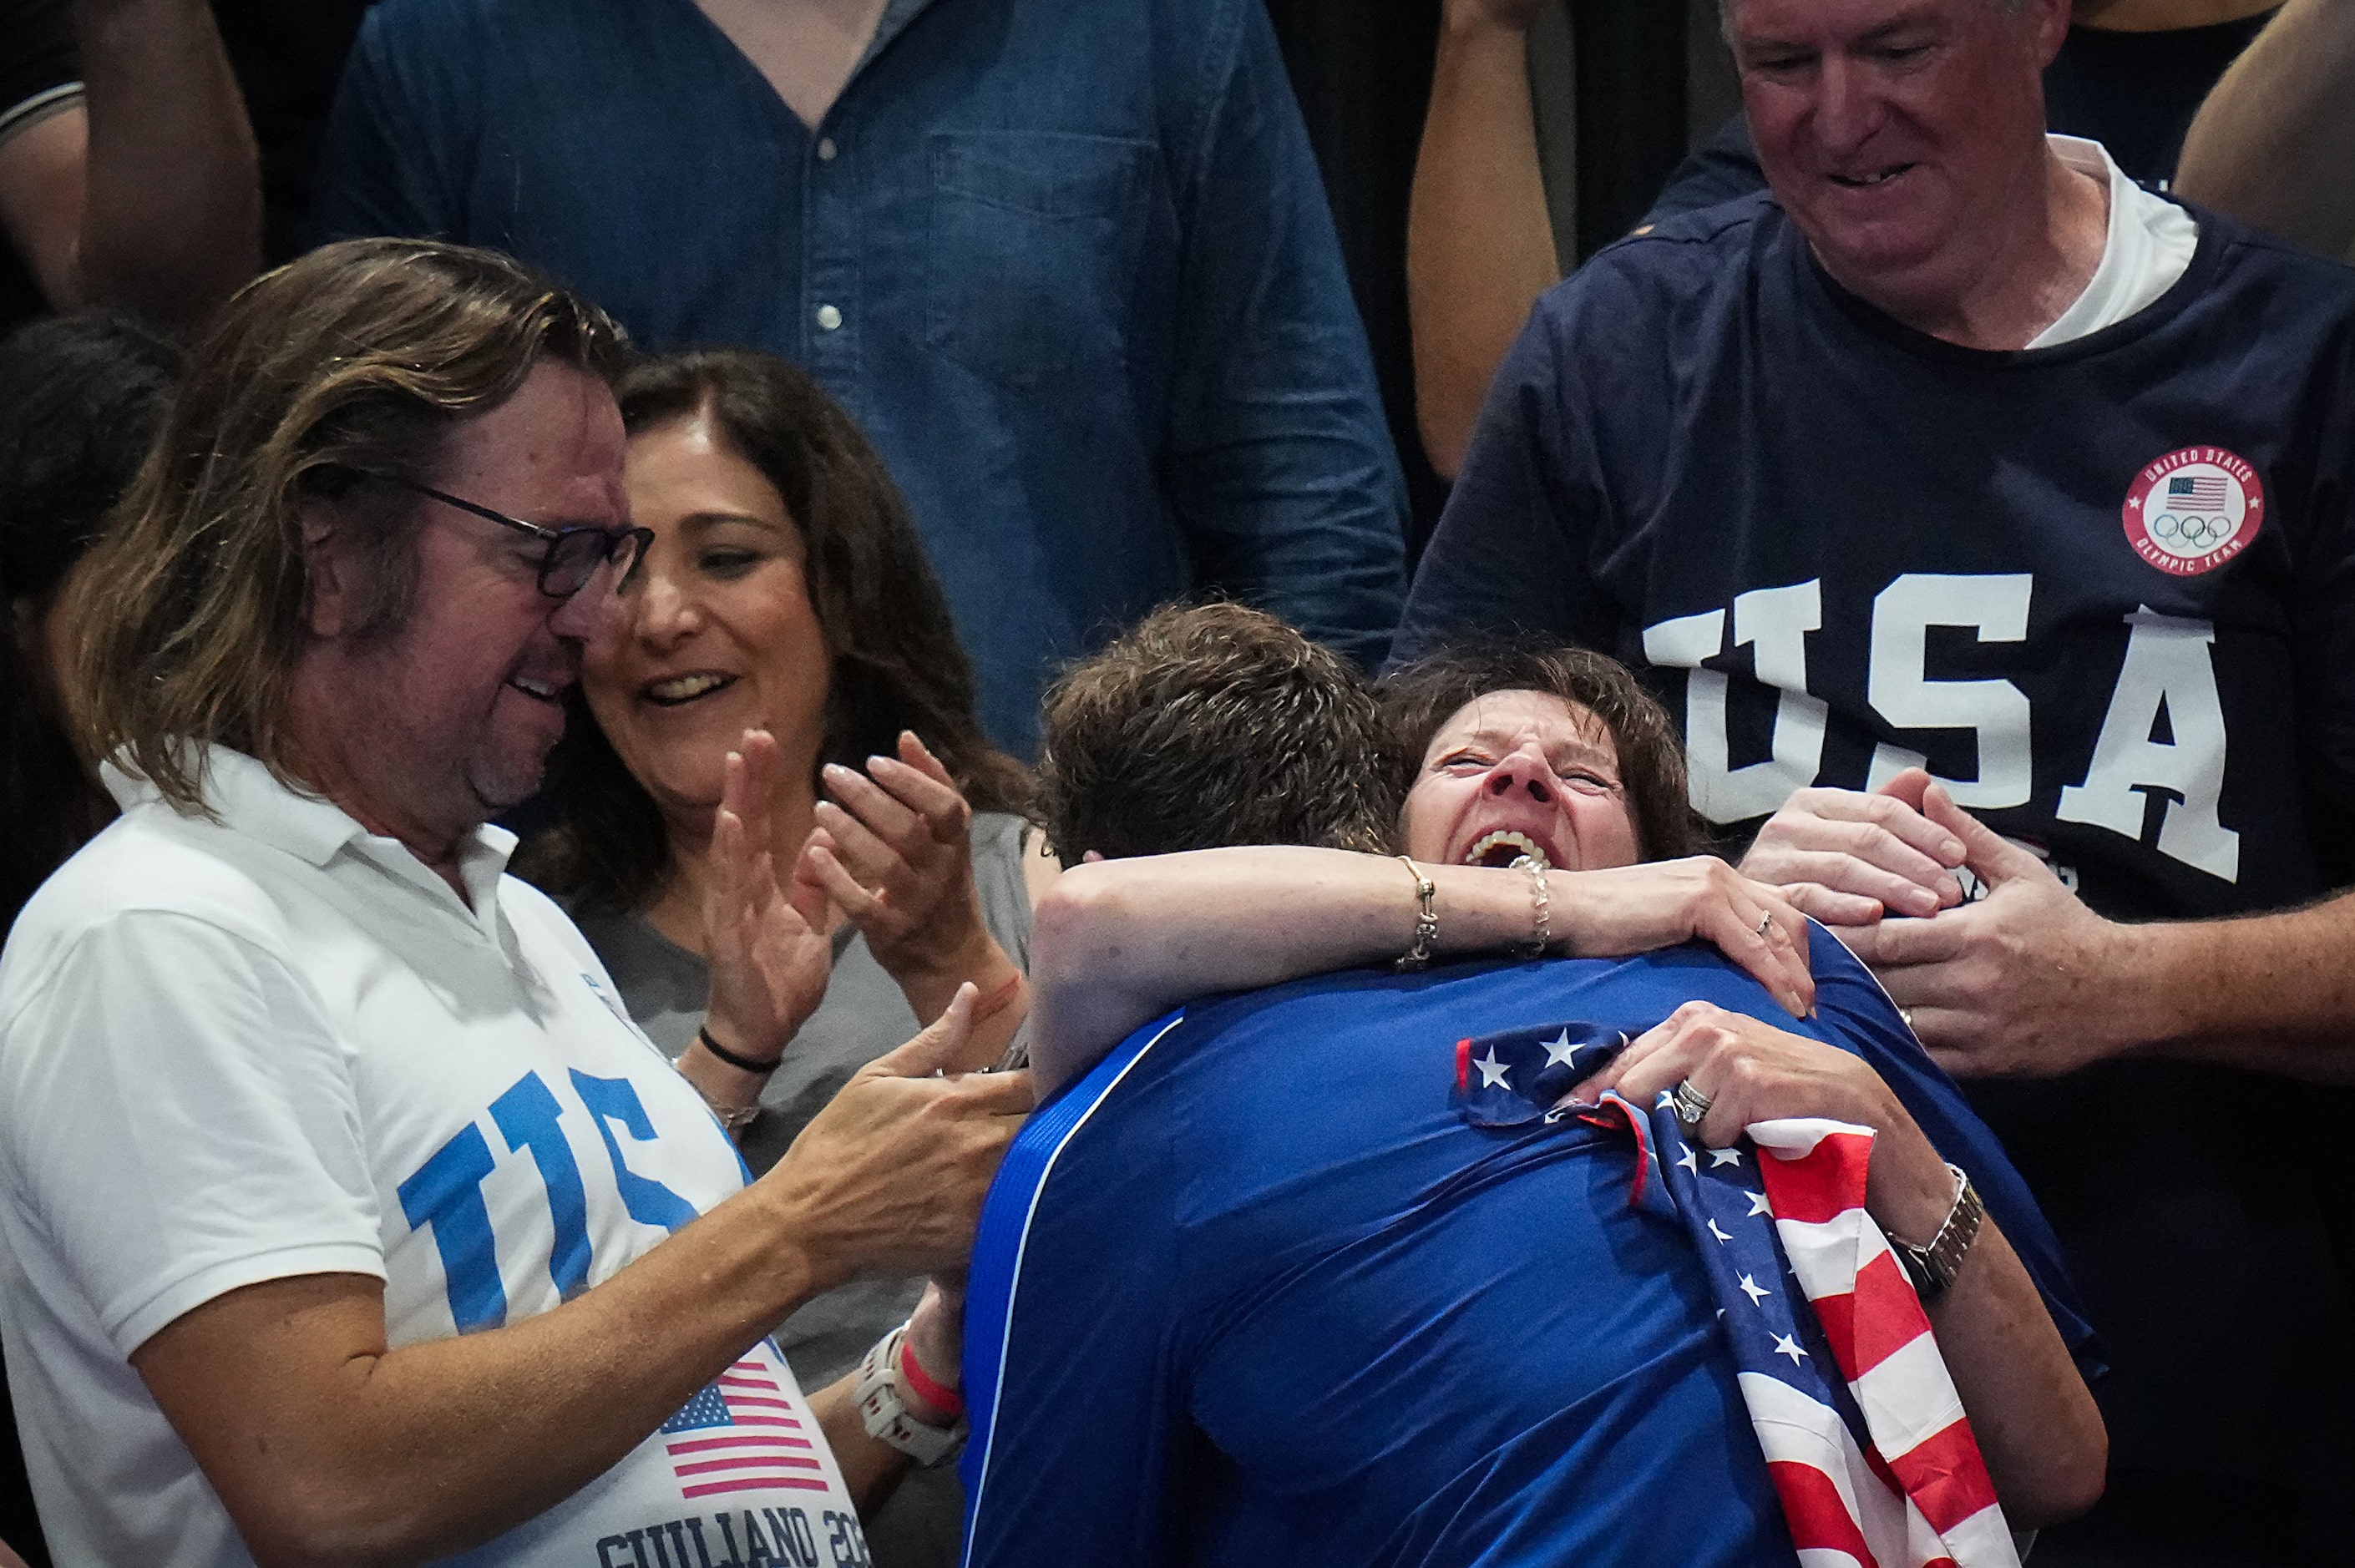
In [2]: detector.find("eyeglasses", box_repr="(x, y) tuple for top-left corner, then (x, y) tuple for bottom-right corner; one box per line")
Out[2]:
(365, 473), (655, 599)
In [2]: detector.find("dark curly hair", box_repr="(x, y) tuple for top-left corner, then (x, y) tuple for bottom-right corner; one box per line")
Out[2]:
(524, 348), (1031, 915)
(1377, 640), (1709, 862)
(1035, 601), (1407, 865)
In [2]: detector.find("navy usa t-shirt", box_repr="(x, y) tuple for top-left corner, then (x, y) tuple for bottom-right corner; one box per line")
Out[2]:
(1394, 193), (2355, 1539)
(960, 934), (2091, 1568)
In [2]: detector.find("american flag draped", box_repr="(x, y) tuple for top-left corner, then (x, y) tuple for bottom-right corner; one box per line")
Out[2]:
(1453, 1022), (2016, 1568)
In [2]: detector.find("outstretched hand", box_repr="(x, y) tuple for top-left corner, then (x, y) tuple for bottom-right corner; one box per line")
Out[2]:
(702, 729), (834, 1065)
(1554, 857), (1816, 1016)
(806, 731), (1000, 989)
(1843, 783), (2133, 1080)
(761, 985), (1036, 1288)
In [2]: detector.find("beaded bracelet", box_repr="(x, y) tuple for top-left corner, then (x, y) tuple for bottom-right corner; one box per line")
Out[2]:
(1517, 855), (1551, 959)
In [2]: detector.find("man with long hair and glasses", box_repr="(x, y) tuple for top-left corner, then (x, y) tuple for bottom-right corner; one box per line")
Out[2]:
(0, 237), (1029, 1566)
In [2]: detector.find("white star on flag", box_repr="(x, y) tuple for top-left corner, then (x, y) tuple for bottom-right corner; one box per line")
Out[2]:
(1737, 1273), (1772, 1306)
(1710, 1148), (1744, 1167)
(1475, 1049), (1512, 1090)
(1706, 1217), (1733, 1244)
(1676, 1146), (1699, 1174)
(1772, 1333), (1809, 1367)
(1542, 1029), (1580, 1068)
(1746, 1191), (1772, 1217)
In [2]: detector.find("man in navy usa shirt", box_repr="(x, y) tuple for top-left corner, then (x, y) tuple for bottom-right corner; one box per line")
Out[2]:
(957, 611), (2102, 1566)
(311, 0), (1408, 754)
(1395, 1), (2355, 1555)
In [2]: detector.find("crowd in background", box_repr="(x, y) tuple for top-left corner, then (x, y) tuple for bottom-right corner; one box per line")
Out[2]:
(5, 0), (2355, 1565)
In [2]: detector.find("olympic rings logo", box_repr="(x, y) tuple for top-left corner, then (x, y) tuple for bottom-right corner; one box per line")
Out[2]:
(2148, 509), (2238, 552)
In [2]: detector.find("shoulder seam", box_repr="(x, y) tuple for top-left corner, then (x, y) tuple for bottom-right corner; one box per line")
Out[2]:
(0, 907), (321, 1044)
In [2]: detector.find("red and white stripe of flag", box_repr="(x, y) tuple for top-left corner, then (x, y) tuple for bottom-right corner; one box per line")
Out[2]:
(1747, 1117), (2018, 1568)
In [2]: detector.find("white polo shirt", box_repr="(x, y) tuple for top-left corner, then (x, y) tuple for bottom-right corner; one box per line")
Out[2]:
(0, 747), (864, 1568)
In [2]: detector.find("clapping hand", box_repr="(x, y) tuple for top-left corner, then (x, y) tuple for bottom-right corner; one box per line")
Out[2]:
(701, 729), (834, 1065)
(807, 731), (1001, 992)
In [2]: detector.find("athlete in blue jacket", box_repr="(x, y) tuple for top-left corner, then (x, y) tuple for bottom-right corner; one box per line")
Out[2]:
(957, 615), (2103, 1566)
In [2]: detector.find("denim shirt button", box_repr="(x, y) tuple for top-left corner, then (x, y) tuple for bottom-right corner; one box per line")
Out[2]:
(817, 136), (838, 161)
(816, 304), (843, 331)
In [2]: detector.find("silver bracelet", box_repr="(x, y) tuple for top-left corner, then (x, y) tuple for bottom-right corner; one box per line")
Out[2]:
(680, 1075), (762, 1133)
(1395, 856), (1438, 971)
(1517, 855), (1550, 958)
(702, 1096), (763, 1133)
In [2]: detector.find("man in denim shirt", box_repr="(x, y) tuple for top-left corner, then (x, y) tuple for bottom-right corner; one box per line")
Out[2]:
(312, 0), (1410, 755)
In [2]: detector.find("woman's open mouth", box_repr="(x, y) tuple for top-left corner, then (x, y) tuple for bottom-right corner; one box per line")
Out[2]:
(1464, 829), (1552, 870)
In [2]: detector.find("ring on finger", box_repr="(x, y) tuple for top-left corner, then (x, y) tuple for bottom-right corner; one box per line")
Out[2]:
(1899, 1007), (1916, 1031)
(1755, 912), (1774, 938)
(1671, 1078), (1713, 1128)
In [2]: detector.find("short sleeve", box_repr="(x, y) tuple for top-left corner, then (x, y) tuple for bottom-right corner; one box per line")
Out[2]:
(0, 912), (384, 1357)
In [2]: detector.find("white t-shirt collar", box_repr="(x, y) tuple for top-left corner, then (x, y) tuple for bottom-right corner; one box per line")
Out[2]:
(104, 743), (519, 922)
(2028, 134), (2201, 349)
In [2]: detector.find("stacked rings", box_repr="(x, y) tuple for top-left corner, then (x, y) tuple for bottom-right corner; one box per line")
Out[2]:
(1671, 1079), (1713, 1127)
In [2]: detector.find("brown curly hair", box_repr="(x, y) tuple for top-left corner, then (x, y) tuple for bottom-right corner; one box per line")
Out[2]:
(1035, 602), (1405, 865)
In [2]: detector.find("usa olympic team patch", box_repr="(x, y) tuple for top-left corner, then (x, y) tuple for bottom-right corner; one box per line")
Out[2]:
(2122, 447), (2264, 576)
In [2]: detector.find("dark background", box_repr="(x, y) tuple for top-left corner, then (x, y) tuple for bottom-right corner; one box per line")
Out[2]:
(1264, 0), (1706, 554)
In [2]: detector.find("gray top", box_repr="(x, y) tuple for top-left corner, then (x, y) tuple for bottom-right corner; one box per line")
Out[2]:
(570, 810), (1034, 1567)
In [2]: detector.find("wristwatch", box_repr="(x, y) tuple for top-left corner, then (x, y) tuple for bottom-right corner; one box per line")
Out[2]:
(855, 1323), (967, 1467)
(1891, 1162), (1984, 1305)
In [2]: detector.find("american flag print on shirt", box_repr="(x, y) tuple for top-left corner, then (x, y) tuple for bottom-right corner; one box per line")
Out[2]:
(1450, 1021), (2016, 1568)
(661, 1354), (831, 1500)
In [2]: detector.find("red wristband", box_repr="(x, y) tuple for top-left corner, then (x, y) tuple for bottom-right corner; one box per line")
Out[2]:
(899, 1334), (964, 1419)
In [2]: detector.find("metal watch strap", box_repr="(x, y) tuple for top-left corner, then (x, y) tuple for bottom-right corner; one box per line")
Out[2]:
(1892, 1162), (1983, 1305)
(855, 1323), (967, 1467)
